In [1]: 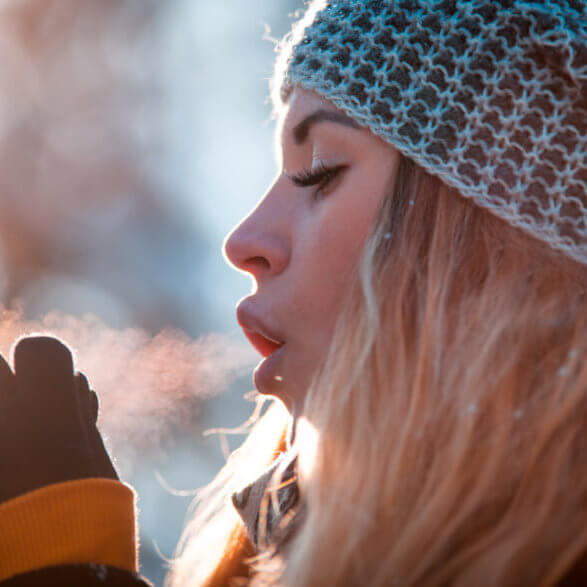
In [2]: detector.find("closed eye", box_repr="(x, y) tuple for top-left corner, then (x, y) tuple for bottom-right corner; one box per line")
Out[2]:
(288, 162), (346, 188)
(287, 162), (348, 201)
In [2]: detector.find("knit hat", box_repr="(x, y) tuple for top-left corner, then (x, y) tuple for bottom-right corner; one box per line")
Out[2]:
(272, 0), (587, 266)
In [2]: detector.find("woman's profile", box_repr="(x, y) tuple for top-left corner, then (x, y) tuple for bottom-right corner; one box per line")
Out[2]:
(0, 0), (585, 585)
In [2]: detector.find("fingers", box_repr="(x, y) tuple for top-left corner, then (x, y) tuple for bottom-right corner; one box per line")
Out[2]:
(0, 336), (118, 491)
(13, 336), (79, 422)
(75, 372), (99, 424)
(89, 388), (99, 424)
(0, 353), (16, 434)
(0, 354), (15, 393)
(0, 355), (21, 503)
(74, 372), (118, 481)
(14, 336), (74, 380)
(91, 429), (119, 481)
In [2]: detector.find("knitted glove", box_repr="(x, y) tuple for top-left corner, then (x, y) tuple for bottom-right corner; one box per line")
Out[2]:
(0, 336), (117, 504)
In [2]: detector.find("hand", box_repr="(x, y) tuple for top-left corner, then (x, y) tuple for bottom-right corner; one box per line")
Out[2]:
(0, 336), (118, 504)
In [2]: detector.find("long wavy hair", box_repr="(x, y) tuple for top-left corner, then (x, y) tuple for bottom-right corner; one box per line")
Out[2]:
(169, 154), (587, 586)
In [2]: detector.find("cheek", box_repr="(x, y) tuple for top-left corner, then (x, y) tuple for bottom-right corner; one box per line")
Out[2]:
(283, 160), (388, 352)
(291, 207), (372, 339)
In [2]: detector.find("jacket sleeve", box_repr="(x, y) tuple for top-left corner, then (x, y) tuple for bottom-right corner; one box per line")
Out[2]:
(0, 478), (144, 584)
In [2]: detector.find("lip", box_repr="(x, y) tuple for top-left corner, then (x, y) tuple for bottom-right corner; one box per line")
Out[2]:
(236, 303), (285, 359)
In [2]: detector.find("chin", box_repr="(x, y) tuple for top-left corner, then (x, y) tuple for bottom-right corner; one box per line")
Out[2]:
(254, 368), (288, 403)
(253, 367), (297, 414)
(252, 346), (313, 416)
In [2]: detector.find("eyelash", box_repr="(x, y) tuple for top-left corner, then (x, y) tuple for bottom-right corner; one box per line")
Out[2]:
(288, 162), (347, 200)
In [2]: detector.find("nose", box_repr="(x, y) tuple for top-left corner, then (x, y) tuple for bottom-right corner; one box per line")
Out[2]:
(223, 195), (290, 281)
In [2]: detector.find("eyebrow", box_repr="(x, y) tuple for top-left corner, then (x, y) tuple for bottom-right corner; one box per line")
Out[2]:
(292, 109), (360, 145)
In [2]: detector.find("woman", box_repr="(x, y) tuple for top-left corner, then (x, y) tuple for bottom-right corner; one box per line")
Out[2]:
(0, 0), (585, 585)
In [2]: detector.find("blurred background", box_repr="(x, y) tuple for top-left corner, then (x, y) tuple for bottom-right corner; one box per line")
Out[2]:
(0, 1), (304, 584)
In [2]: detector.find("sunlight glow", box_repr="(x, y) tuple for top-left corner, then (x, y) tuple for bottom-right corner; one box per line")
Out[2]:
(296, 415), (319, 478)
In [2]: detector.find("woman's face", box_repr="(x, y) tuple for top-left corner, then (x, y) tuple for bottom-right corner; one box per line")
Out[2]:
(224, 88), (399, 415)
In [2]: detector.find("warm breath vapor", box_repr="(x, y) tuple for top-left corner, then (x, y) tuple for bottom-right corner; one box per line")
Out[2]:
(0, 305), (258, 455)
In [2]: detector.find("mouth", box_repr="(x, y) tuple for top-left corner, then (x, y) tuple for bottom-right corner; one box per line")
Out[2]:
(236, 304), (285, 358)
(242, 328), (285, 358)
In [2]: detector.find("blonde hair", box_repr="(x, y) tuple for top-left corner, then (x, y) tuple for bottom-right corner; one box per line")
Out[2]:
(167, 397), (289, 586)
(170, 155), (587, 586)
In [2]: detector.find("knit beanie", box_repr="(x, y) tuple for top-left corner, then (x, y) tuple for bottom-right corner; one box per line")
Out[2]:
(272, 0), (587, 266)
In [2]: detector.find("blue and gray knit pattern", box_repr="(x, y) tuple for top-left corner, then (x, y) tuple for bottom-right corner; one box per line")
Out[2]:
(274, 0), (587, 265)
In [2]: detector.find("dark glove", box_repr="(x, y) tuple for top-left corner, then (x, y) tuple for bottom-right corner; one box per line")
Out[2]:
(0, 335), (118, 504)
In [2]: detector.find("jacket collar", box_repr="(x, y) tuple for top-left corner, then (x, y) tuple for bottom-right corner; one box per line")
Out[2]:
(231, 451), (300, 550)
